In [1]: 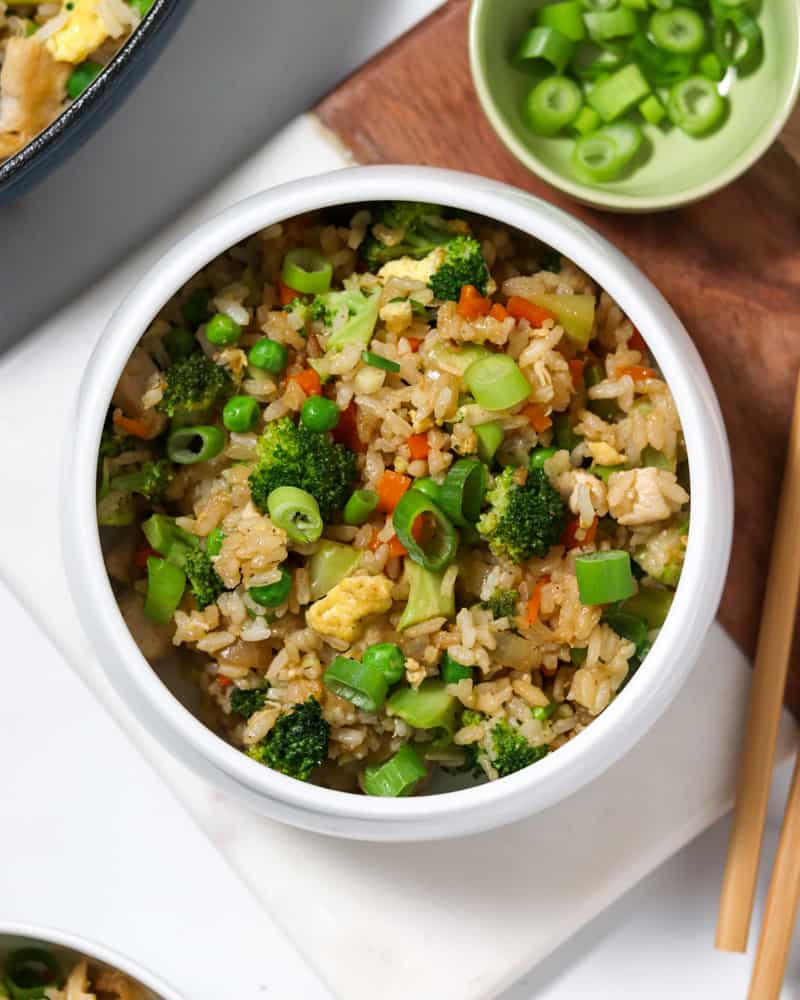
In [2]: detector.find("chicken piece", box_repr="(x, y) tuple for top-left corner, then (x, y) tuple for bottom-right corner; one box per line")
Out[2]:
(59, 960), (95, 1000)
(111, 347), (167, 438)
(306, 574), (394, 643)
(117, 588), (174, 662)
(607, 467), (689, 526)
(91, 966), (141, 1000)
(0, 37), (69, 158)
(377, 247), (446, 285)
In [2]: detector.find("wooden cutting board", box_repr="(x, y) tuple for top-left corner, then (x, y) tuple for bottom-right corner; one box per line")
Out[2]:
(315, 0), (800, 714)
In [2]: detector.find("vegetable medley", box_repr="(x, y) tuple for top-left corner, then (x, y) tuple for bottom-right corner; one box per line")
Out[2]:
(100, 202), (690, 796)
(515, 0), (764, 184)
(0, 0), (151, 163)
(1, 946), (142, 1000)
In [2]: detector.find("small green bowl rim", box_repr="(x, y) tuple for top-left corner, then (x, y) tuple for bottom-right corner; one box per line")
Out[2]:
(468, 0), (800, 212)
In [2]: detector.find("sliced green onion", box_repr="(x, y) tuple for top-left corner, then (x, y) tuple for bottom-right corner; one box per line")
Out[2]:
(699, 50), (724, 80)
(584, 361), (618, 419)
(362, 350), (400, 373)
(575, 550), (635, 604)
(639, 93), (666, 124)
(411, 477), (442, 503)
(249, 567), (292, 608)
(474, 421), (504, 464)
(524, 292), (596, 348)
(388, 678), (459, 733)
(324, 654), (388, 712)
(538, 0), (587, 42)
(622, 586), (674, 627)
(602, 609), (650, 649)
(392, 490), (458, 573)
(591, 463), (625, 482)
(554, 412), (581, 451)
(530, 446), (558, 469)
(439, 459), (487, 527)
(649, 7), (706, 53)
(307, 541), (361, 600)
(362, 642), (406, 685)
(343, 489), (379, 526)
(572, 131), (625, 182)
(525, 75), (583, 136)
(267, 486), (323, 544)
(642, 445), (677, 472)
(363, 743), (427, 797)
(516, 25), (576, 73)
(570, 39), (626, 79)
(441, 652), (473, 683)
(144, 556), (186, 624)
(570, 646), (588, 665)
(620, 0), (648, 9)
(532, 702), (558, 721)
(142, 514), (198, 560)
(281, 248), (332, 295)
(463, 355), (531, 411)
(206, 526), (225, 557)
(629, 33), (694, 86)
(668, 75), (726, 135)
(581, 0), (619, 10)
(571, 104), (602, 134)
(3, 948), (62, 999)
(584, 7), (638, 40)
(588, 63), (650, 121)
(166, 425), (225, 464)
(712, 1), (762, 67)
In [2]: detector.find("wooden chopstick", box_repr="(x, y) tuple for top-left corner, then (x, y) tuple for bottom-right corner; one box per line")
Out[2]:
(716, 371), (800, 954)
(748, 757), (800, 998)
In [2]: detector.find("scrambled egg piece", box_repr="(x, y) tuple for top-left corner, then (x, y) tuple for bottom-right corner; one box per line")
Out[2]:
(306, 575), (393, 644)
(378, 298), (413, 335)
(586, 441), (627, 466)
(377, 247), (446, 285)
(46, 0), (110, 64)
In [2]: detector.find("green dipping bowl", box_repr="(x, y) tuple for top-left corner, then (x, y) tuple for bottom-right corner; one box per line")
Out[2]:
(469, 0), (800, 212)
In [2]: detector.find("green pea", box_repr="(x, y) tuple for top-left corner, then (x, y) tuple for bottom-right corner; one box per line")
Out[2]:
(248, 338), (288, 374)
(249, 567), (292, 608)
(66, 60), (103, 100)
(131, 0), (155, 14)
(301, 396), (340, 433)
(223, 395), (260, 433)
(182, 288), (211, 329)
(206, 313), (241, 347)
(362, 643), (406, 685)
(163, 326), (195, 361)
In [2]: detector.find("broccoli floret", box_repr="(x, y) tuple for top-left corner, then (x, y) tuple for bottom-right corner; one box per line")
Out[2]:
(229, 685), (271, 718)
(108, 459), (173, 502)
(362, 201), (452, 269)
(491, 720), (549, 777)
(247, 697), (329, 781)
(308, 288), (381, 354)
(477, 466), (566, 564)
(182, 546), (224, 610)
(428, 236), (490, 301)
(481, 588), (519, 620)
(156, 353), (232, 424)
(249, 416), (356, 521)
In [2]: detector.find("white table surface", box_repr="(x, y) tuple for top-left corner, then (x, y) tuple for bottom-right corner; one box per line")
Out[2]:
(1, 5), (798, 997)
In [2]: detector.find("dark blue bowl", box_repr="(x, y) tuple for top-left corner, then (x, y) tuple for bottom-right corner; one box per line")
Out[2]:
(0, 0), (188, 204)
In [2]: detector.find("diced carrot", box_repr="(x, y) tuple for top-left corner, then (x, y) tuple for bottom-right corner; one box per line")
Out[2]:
(617, 364), (657, 382)
(522, 403), (552, 433)
(216, 675), (232, 689)
(561, 516), (598, 551)
(407, 433), (430, 461)
(332, 401), (365, 453)
(133, 545), (158, 569)
(287, 368), (322, 397)
(406, 336), (422, 353)
(629, 328), (647, 353)
(113, 411), (150, 439)
(489, 303), (509, 321)
(387, 535), (408, 558)
(457, 284), (492, 320)
(568, 358), (585, 389)
(371, 517), (422, 557)
(507, 296), (556, 327)
(278, 279), (300, 306)
(377, 470), (412, 513)
(526, 575), (551, 626)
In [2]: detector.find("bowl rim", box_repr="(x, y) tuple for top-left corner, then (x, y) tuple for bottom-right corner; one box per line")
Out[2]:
(468, 0), (800, 213)
(61, 165), (733, 838)
(0, 921), (182, 999)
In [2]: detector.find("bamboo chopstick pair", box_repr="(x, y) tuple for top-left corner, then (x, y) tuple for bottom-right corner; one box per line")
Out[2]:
(716, 372), (800, 999)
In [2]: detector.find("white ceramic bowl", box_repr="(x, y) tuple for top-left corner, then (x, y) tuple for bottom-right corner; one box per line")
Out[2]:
(62, 165), (733, 842)
(0, 923), (181, 999)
